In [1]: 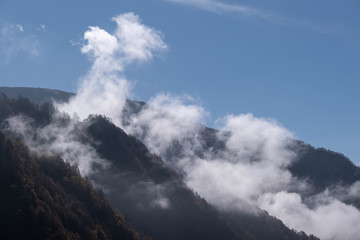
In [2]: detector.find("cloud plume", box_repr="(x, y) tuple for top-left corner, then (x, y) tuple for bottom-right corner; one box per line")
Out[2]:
(57, 12), (167, 126)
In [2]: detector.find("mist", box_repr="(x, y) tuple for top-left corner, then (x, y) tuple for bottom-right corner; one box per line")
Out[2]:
(4, 114), (108, 175)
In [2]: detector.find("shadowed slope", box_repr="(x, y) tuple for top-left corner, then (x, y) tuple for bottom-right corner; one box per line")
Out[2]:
(0, 131), (147, 240)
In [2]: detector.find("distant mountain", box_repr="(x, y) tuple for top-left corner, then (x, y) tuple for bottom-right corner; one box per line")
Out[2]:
(0, 89), (318, 240)
(0, 87), (75, 104)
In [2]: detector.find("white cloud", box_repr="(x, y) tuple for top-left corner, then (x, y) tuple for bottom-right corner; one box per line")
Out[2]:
(58, 74), (131, 127)
(79, 12), (168, 76)
(5, 115), (109, 175)
(220, 114), (294, 167)
(259, 191), (360, 240)
(82, 26), (118, 57)
(81, 25), (122, 74)
(112, 13), (168, 64)
(125, 93), (207, 156)
(57, 12), (167, 126)
(179, 114), (301, 212)
(184, 158), (295, 212)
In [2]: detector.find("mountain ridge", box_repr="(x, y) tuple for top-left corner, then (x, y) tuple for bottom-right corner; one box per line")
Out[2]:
(0, 87), (319, 240)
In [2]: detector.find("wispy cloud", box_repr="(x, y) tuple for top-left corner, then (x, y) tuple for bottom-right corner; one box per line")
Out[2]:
(164, 0), (270, 18)
(15, 24), (24, 32)
(163, 0), (343, 35)
(0, 23), (39, 63)
(5, 115), (109, 176)
(36, 24), (46, 31)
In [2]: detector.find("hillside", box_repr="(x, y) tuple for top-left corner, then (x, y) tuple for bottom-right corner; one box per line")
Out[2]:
(0, 131), (147, 240)
(290, 141), (360, 191)
(0, 89), (318, 240)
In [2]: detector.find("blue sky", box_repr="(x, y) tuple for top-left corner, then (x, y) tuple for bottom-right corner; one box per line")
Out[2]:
(1, 0), (359, 163)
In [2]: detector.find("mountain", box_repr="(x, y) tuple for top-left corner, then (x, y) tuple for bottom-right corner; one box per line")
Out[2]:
(0, 131), (147, 240)
(290, 141), (360, 191)
(0, 88), (319, 240)
(83, 115), (318, 240)
(0, 87), (75, 104)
